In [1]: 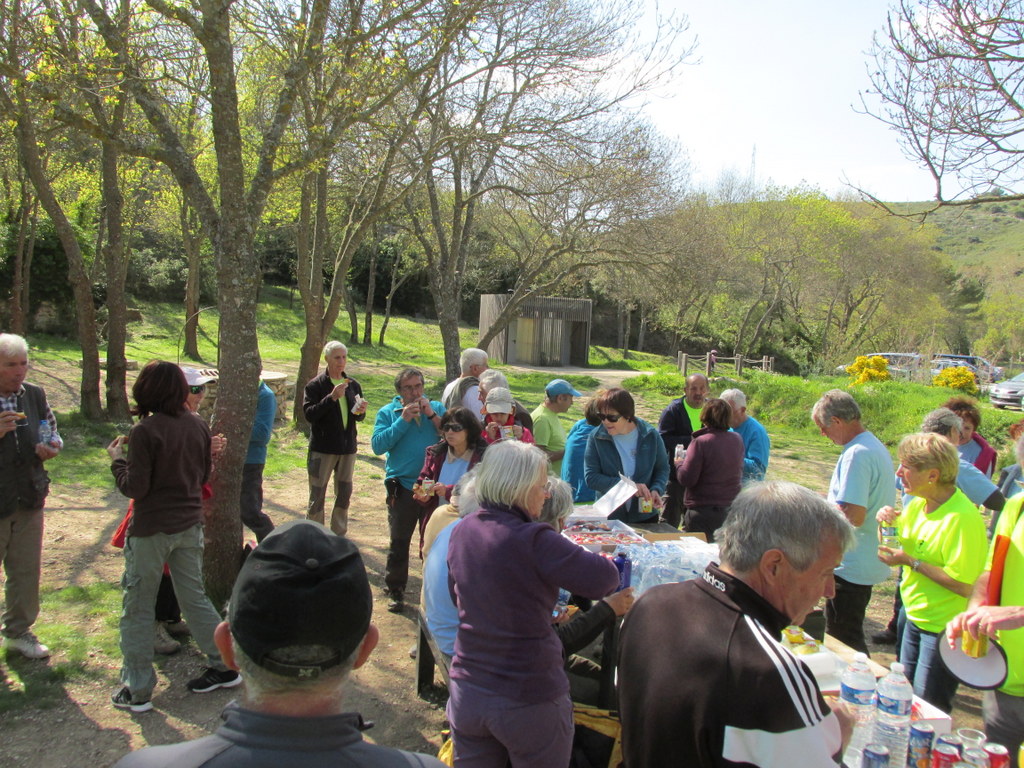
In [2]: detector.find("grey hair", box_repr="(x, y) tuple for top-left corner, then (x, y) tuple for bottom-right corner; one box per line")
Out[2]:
(479, 370), (508, 392)
(921, 407), (963, 439)
(537, 478), (574, 527)
(474, 440), (547, 512)
(0, 333), (28, 358)
(811, 389), (861, 425)
(454, 471), (480, 519)
(322, 340), (348, 358)
(234, 641), (356, 703)
(1016, 434), (1024, 467)
(719, 388), (747, 409)
(459, 348), (488, 373)
(718, 481), (855, 574)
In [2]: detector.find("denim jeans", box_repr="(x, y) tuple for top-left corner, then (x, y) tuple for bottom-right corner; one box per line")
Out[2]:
(900, 613), (959, 714)
(120, 524), (227, 699)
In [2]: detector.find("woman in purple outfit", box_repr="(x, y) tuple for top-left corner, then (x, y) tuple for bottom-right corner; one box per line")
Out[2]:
(446, 440), (619, 767)
(675, 397), (744, 542)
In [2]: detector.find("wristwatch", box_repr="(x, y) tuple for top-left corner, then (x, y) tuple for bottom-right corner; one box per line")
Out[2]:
(911, 559), (923, 572)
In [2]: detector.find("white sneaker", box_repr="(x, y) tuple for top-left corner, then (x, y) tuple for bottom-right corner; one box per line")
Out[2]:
(4, 632), (50, 659)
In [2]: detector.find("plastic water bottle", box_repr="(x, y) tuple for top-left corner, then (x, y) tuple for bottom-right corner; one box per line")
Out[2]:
(37, 419), (52, 446)
(840, 652), (877, 765)
(872, 662), (913, 767)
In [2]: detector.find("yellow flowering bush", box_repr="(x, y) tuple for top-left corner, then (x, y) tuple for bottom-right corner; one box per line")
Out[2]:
(846, 356), (891, 385)
(933, 366), (979, 395)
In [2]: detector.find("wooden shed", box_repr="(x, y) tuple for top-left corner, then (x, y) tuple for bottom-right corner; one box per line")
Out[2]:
(479, 294), (592, 367)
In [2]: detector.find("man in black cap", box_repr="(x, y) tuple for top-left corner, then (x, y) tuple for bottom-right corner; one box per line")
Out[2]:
(113, 520), (445, 768)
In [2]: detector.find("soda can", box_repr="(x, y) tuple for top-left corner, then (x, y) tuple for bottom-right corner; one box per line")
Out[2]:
(962, 747), (991, 767)
(861, 743), (890, 768)
(983, 743), (1009, 768)
(937, 735), (965, 757)
(909, 722), (936, 767)
(932, 744), (963, 767)
(962, 630), (990, 659)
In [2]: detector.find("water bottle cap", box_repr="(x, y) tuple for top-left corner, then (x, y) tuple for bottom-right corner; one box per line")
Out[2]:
(891, 661), (904, 674)
(853, 652), (868, 662)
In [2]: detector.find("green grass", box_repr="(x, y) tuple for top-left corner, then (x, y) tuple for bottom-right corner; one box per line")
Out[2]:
(0, 582), (121, 712)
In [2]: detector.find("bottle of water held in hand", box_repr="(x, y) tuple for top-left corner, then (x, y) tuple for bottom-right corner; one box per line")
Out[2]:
(37, 419), (52, 446)
(840, 652), (877, 765)
(872, 662), (913, 768)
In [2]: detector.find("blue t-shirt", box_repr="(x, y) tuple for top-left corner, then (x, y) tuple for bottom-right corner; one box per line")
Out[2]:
(423, 519), (460, 656)
(562, 420), (597, 503)
(734, 416), (770, 483)
(439, 457), (470, 488)
(828, 430), (895, 586)
(613, 429), (640, 479)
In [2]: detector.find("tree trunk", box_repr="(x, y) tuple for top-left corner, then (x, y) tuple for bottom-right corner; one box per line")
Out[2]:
(637, 306), (648, 352)
(182, 201), (203, 360)
(622, 305), (632, 360)
(99, 139), (132, 421)
(346, 286), (358, 342)
(10, 103), (103, 419)
(10, 186), (35, 335)
(363, 246), (377, 345)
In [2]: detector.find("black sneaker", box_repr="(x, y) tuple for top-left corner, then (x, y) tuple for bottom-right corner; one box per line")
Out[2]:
(871, 628), (897, 645)
(111, 686), (153, 713)
(186, 667), (242, 693)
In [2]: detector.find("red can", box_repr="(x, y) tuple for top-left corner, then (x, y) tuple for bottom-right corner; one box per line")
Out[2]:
(931, 743), (962, 768)
(983, 743), (1010, 768)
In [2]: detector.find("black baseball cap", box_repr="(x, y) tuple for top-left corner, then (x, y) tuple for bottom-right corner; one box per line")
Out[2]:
(228, 520), (373, 678)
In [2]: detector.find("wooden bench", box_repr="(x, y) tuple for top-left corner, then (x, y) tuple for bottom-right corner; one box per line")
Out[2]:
(416, 607), (452, 697)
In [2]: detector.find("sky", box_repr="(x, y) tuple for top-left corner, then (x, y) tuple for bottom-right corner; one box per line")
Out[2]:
(637, 1), (938, 202)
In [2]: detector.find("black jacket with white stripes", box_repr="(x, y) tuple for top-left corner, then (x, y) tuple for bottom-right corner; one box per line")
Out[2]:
(617, 563), (843, 768)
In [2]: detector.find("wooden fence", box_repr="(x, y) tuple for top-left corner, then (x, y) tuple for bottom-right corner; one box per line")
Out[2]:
(676, 352), (774, 377)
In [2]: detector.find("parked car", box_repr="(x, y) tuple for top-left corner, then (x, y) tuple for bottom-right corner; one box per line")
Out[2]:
(932, 354), (1003, 383)
(835, 352), (922, 378)
(990, 372), (1024, 409)
(931, 358), (980, 382)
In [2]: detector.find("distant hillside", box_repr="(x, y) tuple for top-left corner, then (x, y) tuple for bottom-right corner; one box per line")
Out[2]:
(890, 200), (1024, 294)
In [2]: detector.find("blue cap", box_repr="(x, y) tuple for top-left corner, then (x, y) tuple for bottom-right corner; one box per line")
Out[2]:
(546, 379), (582, 398)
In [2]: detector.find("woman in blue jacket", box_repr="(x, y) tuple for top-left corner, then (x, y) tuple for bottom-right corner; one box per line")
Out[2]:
(583, 388), (670, 523)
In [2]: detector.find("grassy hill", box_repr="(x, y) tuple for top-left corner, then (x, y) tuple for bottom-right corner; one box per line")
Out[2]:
(890, 199), (1024, 293)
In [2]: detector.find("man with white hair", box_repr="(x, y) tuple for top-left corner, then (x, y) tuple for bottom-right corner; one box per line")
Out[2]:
(303, 341), (367, 536)
(618, 481), (855, 767)
(442, 348), (488, 422)
(0, 333), (62, 659)
(720, 388), (770, 483)
(811, 389), (894, 653)
(113, 520), (445, 767)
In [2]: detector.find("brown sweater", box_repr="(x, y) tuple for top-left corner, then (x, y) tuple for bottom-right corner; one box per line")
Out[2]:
(111, 412), (211, 537)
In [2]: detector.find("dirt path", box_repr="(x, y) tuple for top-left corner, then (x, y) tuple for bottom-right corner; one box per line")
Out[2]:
(0, 359), (982, 765)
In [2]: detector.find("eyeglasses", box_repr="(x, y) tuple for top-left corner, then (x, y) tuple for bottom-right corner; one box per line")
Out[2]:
(441, 424), (465, 433)
(600, 413), (622, 423)
(189, 385), (206, 395)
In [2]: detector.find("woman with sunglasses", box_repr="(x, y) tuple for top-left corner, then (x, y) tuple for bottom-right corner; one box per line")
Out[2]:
(583, 387), (669, 523)
(414, 407), (487, 542)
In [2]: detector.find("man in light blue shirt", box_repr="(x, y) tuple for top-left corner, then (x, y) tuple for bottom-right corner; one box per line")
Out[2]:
(812, 389), (894, 653)
(720, 388), (770, 483)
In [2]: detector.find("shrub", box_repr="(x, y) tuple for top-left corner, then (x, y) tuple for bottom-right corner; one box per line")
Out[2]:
(846, 355), (891, 386)
(933, 366), (979, 395)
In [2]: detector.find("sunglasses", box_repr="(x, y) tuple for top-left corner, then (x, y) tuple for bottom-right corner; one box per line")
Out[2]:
(600, 413), (622, 423)
(189, 385), (206, 395)
(442, 424), (466, 433)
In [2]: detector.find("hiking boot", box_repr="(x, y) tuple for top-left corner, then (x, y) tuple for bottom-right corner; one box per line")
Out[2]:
(163, 620), (191, 637)
(387, 591), (405, 613)
(187, 667), (242, 693)
(4, 632), (50, 659)
(154, 622), (181, 655)
(111, 686), (153, 713)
